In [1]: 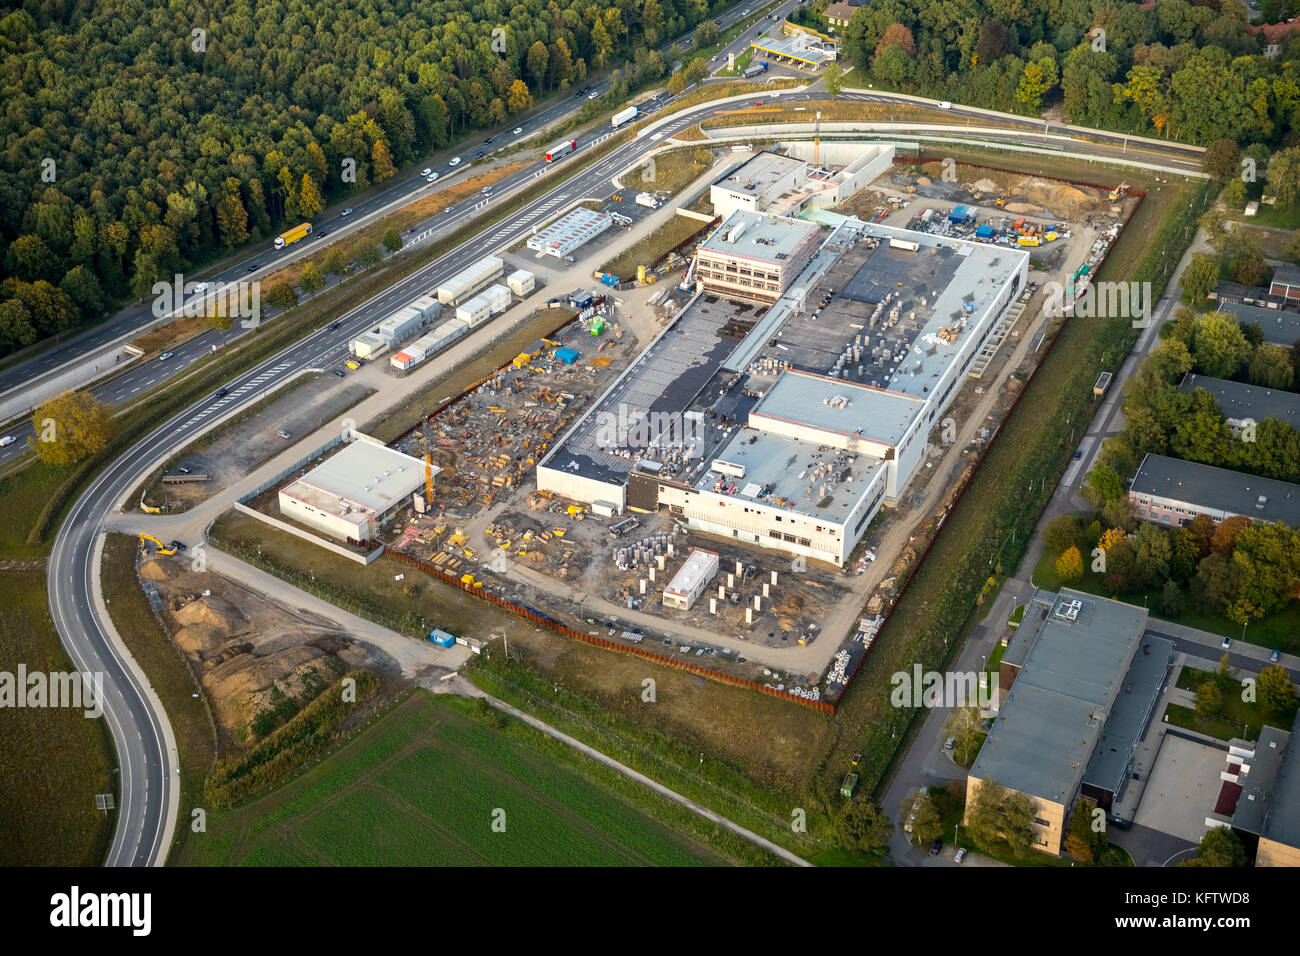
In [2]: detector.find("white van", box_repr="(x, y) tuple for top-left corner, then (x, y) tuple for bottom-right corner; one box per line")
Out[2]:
(938, 101), (952, 109)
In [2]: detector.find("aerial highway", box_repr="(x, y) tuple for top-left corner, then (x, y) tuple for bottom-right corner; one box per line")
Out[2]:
(41, 71), (1209, 865)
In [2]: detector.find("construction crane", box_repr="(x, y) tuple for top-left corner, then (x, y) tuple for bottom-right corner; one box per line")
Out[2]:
(813, 110), (821, 169)
(139, 532), (179, 556)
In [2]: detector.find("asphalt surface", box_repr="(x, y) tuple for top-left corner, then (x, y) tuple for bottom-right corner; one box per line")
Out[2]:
(36, 51), (1210, 865)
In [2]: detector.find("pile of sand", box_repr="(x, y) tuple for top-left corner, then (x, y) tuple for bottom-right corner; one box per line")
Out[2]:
(973, 178), (999, 193)
(138, 557), (176, 582)
(174, 624), (229, 658)
(1003, 202), (1045, 215)
(174, 594), (244, 630)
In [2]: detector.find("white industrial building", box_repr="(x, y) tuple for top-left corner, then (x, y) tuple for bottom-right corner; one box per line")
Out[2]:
(507, 269), (536, 296)
(456, 283), (512, 327)
(710, 146), (895, 219)
(662, 548), (720, 610)
(278, 438), (436, 542)
(526, 208), (613, 258)
(537, 218), (1028, 565)
(710, 152), (808, 218)
(437, 256), (504, 305)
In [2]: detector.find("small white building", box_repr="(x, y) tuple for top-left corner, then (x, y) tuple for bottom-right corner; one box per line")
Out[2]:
(507, 269), (536, 296)
(278, 439), (436, 542)
(456, 283), (512, 328)
(437, 256), (505, 305)
(662, 548), (720, 611)
(351, 330), (389, 360)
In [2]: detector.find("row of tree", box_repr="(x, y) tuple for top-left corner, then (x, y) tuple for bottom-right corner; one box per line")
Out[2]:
(0, 0), (725, 358)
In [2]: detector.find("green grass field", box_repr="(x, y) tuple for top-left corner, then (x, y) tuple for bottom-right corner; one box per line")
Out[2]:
(175, 691), (737, 866)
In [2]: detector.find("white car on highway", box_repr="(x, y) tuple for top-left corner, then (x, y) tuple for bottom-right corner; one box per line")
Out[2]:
(158, 351), (173, 361)
(513, 126), (523, 135)
(449, 156), (462, 166)
(0, 435), (15, 447)
(587, 90), (600, 99)
(421, 167), (432, 176)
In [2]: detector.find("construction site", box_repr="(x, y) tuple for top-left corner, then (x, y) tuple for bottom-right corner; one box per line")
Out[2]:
(210, 144), (1141, 709)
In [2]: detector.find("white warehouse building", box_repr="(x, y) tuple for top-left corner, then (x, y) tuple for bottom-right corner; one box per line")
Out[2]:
(278, 438), (436, 542)
(437, 256), (504, 305)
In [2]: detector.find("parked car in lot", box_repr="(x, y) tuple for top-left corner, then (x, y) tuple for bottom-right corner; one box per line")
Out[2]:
(944, 736), (955, 750)
(333, 368), (346, 377)
(1271, 648), (1280, 662)
(953, 848), (967, 864)
(929, 839), (943, 856)
(1222, 637), (1232, 650)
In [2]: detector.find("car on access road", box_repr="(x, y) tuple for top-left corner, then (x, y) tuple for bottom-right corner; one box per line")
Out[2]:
(0, 435), (15, 447)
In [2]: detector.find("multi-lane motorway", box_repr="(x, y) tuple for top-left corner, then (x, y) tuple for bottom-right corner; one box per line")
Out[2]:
(38, 57), (1209, 864)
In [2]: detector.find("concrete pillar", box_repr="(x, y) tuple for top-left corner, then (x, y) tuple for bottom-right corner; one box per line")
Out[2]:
(649, 566), (655, 582)
(735, 560), (743, 575)
(753, 595), (761, 611)
(639, 578), (646, 595)
(718, 585), (725, 598)
(709, 598), (717, 614)
(667, 543), (674, 557)
(771, 570), (778, 586)
(745, 607), (753, 625)
(657, 554), (665, 570)
(727, 573), (735, 588)
(763, 583), (770, 598)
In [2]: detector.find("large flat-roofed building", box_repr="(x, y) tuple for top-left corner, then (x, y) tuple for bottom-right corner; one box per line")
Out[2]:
(1129, 453), (1300, 528)
(1217, 301), (1300, 346)
(695, 211), (823, 305)
(1179, 373), (1300, 431)
(1228, 712), (1300, 866)
(278, 439), (435, 542)
(526, 207), (613, 258)
(710, 152), (809, 218)
(966, 590), (1172, 856)
(538, 218), (1027, 566)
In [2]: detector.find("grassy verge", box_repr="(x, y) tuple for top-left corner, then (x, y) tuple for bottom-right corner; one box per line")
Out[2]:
(99, 533), (217, 861)
(1170, 665), (1297, 740)
(599, 214), (713, 280)
(0, 569), (114, 865)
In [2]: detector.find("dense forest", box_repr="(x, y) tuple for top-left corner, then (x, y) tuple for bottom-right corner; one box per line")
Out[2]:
(837, 0), (1300, 144)
(0, 0), (709, 355)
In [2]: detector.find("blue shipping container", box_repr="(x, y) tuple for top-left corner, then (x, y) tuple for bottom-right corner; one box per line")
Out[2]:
(555, 347), (579, 364)
(430, 628), (456, 647)
(975, 224), (994, 238)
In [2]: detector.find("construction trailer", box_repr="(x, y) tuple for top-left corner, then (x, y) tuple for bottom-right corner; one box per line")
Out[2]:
(507, 268), (536, 296)
(437, 256), (505, 305)
(456, 283), (512, 328)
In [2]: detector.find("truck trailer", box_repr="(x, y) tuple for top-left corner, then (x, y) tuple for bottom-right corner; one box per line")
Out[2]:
(611, 106), (638, 128)
(274, 222), (312, 249)
(546, 139), (578, 162)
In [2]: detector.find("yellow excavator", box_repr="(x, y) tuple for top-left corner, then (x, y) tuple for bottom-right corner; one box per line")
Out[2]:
(139, 532), (179, 556)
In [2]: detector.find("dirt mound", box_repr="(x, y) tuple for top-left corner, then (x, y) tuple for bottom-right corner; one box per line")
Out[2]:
(174, 594), (244, 631)
(139, 557), (177, 582)
(1003, 202), (1044, 215)
(174, 624), (229, 658)
(973, 178), (999, 193)
(204, 644), (327, 702)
